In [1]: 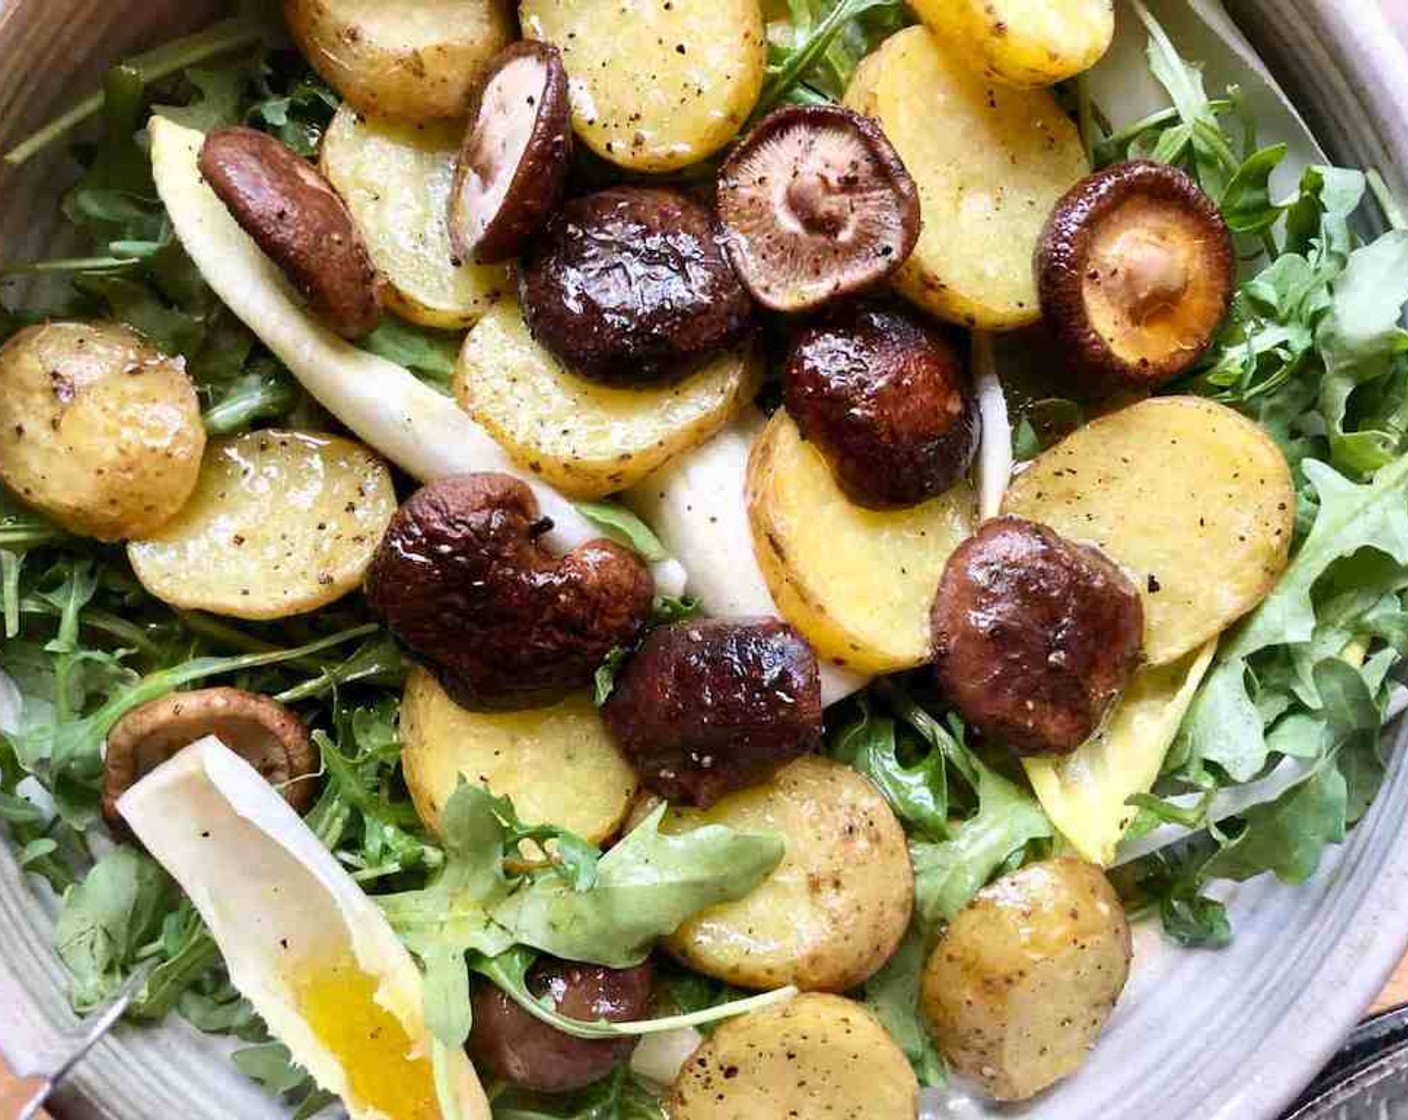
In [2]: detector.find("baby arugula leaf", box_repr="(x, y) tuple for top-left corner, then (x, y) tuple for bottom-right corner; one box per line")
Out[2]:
(862, 928), (946, 1087)
(829, 698), (948, 840)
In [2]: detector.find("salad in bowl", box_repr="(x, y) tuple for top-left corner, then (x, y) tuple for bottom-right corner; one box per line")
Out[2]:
(1, 0), (1406, 1118)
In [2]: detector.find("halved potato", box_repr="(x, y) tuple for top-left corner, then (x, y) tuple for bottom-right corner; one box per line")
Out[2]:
(453, 298), (761, 499)
(922, 858), (1131, 1101)
(657, 756), (912, 992)
(908, 0), (1115, 88)
(1002, 397), (1296, 666)
(320, 105), (509, 329)
(285, 0), (515, 122)
(520, 0), (766, 172)
(670, 993), (919, 1120)
(747, 411), (975, 674)
(400, 666), (638, 844)
(128, 431), (396, 620)
(844, 27), (1088, 329)
(0, 322), (204, 542)
(1024, 641), (1217, 866)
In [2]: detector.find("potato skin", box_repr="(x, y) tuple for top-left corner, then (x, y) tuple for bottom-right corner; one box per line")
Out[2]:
(468, 959), (651, 1092)
(932, 517), (1144, 756)
(364, 474), (654, 708)
(285, 0), (515, 122)
(519, 188), (753, 385)
(602, 619), (823, 808)
(922, 858), (1132, 1102)
(784, 302), (978, 510)
(670, 993), (918, 1120)
(662, 756), (912, 992)
(201, 127), (381, 340)
(1002, 397), (1296, 666)
(0, 322), (205, 542)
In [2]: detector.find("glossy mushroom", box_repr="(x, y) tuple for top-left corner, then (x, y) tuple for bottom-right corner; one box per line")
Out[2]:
(1037, 160), (1235, 393)
(783, 301), (979, 509)
(931, 517), (1144, 756)
(716, 105), (920, 313)
(364, 473), (654, 708)
(102, 688), (315, 831)
(518, 187), (754, 385)
(448, 41), (572, 265)
(602, 618), (823, 807)
(199, 127), (382, 339)
(467, 959), (652, 1092)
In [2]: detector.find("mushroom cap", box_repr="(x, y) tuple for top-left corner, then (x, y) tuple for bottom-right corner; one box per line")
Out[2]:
(449, 41), (572, 265)
(102, 687), (315, 832)
(518, 187), (754, 385)
(199, 127), (382, 340)
(1037, 160), (1235, 394)
(716, 105), (920, 313)
(783, 301), (979, 510)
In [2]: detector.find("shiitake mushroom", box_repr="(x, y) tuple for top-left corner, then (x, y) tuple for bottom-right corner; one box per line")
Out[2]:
(1037, 160), (1234, 393)
(199, 127), (382, 340)
(364, 473), (654, 708)
(602, 618), (823, 807)
(783, 302), (979, 510)
(931, 517), (1144, 756)
(716, 105), (920, 313)
(102, 688), (316, 832)
(518, 187), (753, 385)
(448, 41), (572, 265)
(468, 959), (652, 1093)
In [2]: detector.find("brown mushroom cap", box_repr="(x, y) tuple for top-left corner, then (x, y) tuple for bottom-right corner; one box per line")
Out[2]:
(449, 41), (572, 265)
(200, 127), (382, 340)
(518, 187), (754, 385)
(1037, 160), (1235, 393)
(102, 687), (316, 831)
(716, 105), (920, 313)
(783, 301), (979, 510)
(364, 473), (655, 708)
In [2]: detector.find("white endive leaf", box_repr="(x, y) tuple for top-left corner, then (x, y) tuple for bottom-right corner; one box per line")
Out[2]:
(119, 737), (489, 1120)
(146, 115), (684, 598)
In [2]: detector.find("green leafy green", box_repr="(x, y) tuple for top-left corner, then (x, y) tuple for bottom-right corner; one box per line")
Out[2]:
(492, 1064), (666, 1120)
(829, 699), (948, 840)
(862, 929), (945, 1087)
(760, 0), (910, 113)
(575, 501), (670, 563)
(362, 317), (464, 396)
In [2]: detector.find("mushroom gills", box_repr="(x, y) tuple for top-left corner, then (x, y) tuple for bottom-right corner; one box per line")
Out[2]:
(450, 42), (571, 265)
(717, 105), (920, 313)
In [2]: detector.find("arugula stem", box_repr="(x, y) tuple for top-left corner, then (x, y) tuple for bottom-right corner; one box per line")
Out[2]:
(1367, 169), (1408, 232)
(753, 0), (874, 120)
(202, 380), (299, 436)
(0, 256), (141, 277)
(3, 16), (268, 168)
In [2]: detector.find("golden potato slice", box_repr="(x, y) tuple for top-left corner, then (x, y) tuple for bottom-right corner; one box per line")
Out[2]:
(285, 0), (515, 122)
(658, 756), (912, 992)
(321, 105), (510, 329)
(0, 322), (204, 542)
(128, 431), (395, 620)
(400, 666), (638, 844)
(520, 0), (766, 172)
(1024, 641), (1217, 866)
(453, 298), (761, 499)
(909, 0), (1115, 88)
(747, 411), (975, 674)
(845, 26), (1088, 329)
(1002, 396), (1295, 666)
(922, 858), (1131, 1101)
(670, 993), (919, 1120)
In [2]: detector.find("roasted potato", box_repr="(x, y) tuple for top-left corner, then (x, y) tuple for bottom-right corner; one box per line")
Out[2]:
(923, 858), (1131, 1101)
(0, 322), (205, 542)
(670, 993), (919, 1120)
(1002, 397), (1296, 666)
(285, 0), (515, 122)
(908, 0), (1115, 88)
(400, 666), (638, 844)
(657, 756), (912, 992)
(320, 105), (510, 329)
(520, 0), (766, 172)
(747, 411), (976, 674)
(128, 431), (396, 620)
(845, 27), (1088, 329)
(454, 298), (760, 499)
